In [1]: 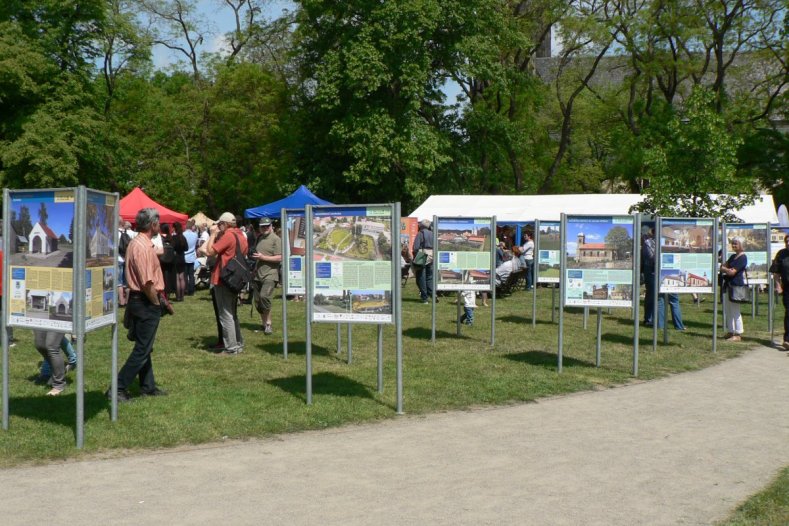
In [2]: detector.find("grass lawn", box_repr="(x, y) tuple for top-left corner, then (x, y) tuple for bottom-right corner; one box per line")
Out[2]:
(719, 466), (789, 525)
(0, 281), (781, 467)
(327, 227), (351, 250)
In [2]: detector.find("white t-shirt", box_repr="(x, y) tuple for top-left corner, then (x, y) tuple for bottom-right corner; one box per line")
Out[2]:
(521, 240), (534, 261)
(495, 259), (520, 285)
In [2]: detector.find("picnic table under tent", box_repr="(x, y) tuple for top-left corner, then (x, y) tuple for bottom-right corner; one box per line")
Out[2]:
(409, 194), (779, 224)
(120, 187), (189, 227)
(244, 185), (332, 218)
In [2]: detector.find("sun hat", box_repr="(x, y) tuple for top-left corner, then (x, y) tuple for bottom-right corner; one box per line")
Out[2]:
(218, 212), (236, 224)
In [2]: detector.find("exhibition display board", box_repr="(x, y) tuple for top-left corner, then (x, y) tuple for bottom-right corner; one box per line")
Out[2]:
(400, 217), (418, 260)
(85, 190), (119, 330)
(563, 215), (636, 308)
(305, 204), (403, 413)
(652, 217), (719, 351)
(721, 222), (773, 336)
(280, 208), (306, 360)
(6, 189), (77, 331)
(435, 217), (494, 291)
(283, 209), (306, 296)
(723, 223), (770, 285)
(536, 221), (561, 284)
(657, 218), (716, 294)
(310, 205), (394, 324)
(559, 214), (640, 375)
(431, 216), (496, 346)
(3, 187), (120, 449)
(531, 220), (561, 326)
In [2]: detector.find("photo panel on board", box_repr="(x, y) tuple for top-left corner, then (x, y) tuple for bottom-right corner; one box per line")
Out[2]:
(724, 223), (770, 284)
(7, 190), (76, 331)
(564, 215), (635, 307)
(285, 210), (307, 295)
(658, 219), (715, 294)
(537, 220), (561, 283)
(311, 206), (394, 323)
(435, 217), (493, 291)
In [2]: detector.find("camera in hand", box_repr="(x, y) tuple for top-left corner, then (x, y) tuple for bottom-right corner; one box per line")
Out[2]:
(158, 292), (175, 316)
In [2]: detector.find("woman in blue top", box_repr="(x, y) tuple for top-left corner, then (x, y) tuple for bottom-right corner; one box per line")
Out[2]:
(720, 237), (748, 341)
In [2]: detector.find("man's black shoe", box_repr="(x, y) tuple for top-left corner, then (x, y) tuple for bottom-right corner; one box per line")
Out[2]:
(141, 387), (168, 397)
(105, 388), (133, 403)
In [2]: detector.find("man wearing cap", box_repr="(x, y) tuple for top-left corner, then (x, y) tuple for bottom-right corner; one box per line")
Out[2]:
(205, 212), (248, 355)
(251, 218), (282, 334)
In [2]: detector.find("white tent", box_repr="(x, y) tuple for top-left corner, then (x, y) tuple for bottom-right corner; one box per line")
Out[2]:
(409, 194), (779, 224)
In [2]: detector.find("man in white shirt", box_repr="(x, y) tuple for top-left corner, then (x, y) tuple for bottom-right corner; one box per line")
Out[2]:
(117, 219), (136, 306)
(183, 219), (199, 295)
(521, 231), (535, 291)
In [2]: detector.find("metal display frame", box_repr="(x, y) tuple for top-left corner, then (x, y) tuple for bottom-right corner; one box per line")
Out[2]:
(534, 219), (562, 325)
(2, 186), (119, 448)
(280, 208), (308, 360)
(558, 213), (640, 375)
(304, 203), (403, 413)
(653, 217), (718, 350)
(769, 227), (789, 342)
(721, 222), (772, 342)
(430, 216), (496, 348)
(722, 223), (772, 325)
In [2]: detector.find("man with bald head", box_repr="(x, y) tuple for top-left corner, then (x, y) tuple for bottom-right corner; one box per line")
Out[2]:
(108, 207), (169, 402)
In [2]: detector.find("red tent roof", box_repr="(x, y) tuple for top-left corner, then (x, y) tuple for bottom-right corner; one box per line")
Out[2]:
(119, 187), (188, 227)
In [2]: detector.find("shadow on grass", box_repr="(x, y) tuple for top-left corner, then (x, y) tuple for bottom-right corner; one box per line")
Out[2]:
(268, 371), (375, 402)
(258, 341), (330, 357)
(602, 331), (681, 347)
(241, 321), (272, 332)
(504, 350), (593, 368)
(403, 326), (472, 340)
(614, 317), (714, 329)
(750, 337), (781, 348)
(498, 315), (555, 325)
(10, 391), (107, 435)
(189, 335), (223, 353)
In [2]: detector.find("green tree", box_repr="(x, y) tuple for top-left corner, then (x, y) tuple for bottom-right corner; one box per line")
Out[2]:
(0, 1), (112, 190)
(294, 0), (455, 210)
(11, 206), (33, 238)
(604, 226), (632, 260)
(632, 87), (756, 221)
(38, 202), (49, 226)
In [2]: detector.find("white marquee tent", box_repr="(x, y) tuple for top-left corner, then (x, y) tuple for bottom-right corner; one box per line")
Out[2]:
(409, 194), (779, 224)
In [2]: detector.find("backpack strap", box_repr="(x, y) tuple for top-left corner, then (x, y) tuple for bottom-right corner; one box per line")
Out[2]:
(217, 232), (243, 272)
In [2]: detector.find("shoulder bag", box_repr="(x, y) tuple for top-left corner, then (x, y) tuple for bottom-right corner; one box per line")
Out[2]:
(413, 231), (433, 266)
(219, 233), (253, 293)
(727, 255), (751, 304)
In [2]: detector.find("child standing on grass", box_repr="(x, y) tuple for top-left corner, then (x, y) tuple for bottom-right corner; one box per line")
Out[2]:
(459, 290), (477, 326)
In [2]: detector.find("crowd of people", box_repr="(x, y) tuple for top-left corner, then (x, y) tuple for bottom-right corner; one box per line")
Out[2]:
(13, 214), (789, 400)
(106, 209), (283, 400)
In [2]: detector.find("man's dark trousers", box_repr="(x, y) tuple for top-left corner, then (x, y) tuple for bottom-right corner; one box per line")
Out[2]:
(782, 290), (789, 343)
(118, 294), (161, 393)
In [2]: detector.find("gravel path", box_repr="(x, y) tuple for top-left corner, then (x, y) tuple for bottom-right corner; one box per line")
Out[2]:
(2, 346), (788, 525)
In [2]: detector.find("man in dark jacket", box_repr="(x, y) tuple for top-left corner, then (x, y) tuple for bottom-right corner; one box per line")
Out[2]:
(771, 234), (789, 350)
(411, 219), (434, 303)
